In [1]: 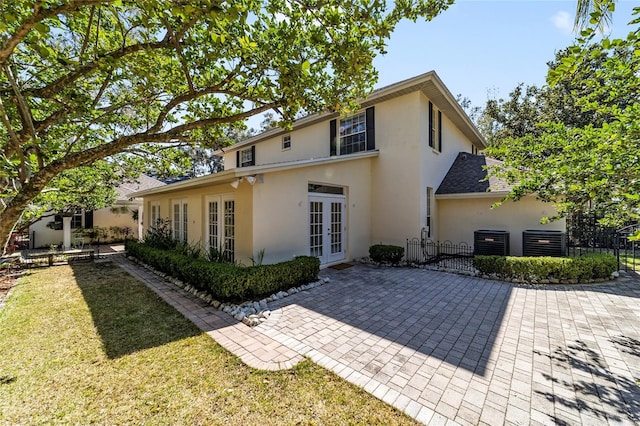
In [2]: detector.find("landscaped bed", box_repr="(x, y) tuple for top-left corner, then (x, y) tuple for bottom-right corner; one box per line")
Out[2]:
(473, 253), (618, 284)
(125, 240), (320, 302)
(0, 263), (418, 425)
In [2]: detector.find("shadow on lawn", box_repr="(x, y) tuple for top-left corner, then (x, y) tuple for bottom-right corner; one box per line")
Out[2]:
(71, 262), (200, 359)
(533, 339), (640, 424)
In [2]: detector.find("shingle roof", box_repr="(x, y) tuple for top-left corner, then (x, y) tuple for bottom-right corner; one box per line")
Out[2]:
(436, 152), (512, 195)
(115, 174), (165, 201)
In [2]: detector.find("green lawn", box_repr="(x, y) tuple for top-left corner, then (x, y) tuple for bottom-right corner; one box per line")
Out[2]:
(0, 263), (417, 425)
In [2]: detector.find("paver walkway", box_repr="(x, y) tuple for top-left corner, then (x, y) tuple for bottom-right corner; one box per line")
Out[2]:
(115, 257), (640, 425)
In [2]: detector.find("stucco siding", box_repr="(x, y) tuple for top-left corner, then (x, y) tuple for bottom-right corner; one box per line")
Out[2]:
(419, 94), (478, 242)
(437, 196), (566, 256)
(223, 119), (332, 170)
(370, 92), (424, 246)
(29, 216), (63, 248)
(252, 158), (373, 264)
(144, 184), (254, 264)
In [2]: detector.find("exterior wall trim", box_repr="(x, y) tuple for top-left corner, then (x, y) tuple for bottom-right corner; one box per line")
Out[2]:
(131, 151), (380, 198)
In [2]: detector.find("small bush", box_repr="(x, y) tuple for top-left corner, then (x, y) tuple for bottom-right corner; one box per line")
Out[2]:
(125, 240), (320, 301)
(473, 253), (617, 282)
(369, 244), (404, 265)
(142, 218), (176, 250)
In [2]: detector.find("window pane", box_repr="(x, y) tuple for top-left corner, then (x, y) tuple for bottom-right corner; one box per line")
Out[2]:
(173, 204), (180, 240)
(224, 200), (235, 262)
(339, 112), (366, 155)
(182, 203), (188, 242)
(209, 201), (218, 249)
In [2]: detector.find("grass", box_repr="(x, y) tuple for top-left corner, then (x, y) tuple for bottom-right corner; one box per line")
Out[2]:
(0, 262), (418, 425)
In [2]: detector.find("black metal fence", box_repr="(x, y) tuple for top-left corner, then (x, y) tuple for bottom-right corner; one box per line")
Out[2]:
(406, 238), (475, 272)
(615, 224), (640, 272)
(566, 214), (639, 271)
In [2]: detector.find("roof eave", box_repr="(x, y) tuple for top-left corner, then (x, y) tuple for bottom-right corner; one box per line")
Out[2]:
(436, 191), (510, 200)
(217, 71), (486, 155)
(131, 151), (380, 198)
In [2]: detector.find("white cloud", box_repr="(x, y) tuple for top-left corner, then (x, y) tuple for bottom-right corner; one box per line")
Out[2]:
(551, 11), (573, 34)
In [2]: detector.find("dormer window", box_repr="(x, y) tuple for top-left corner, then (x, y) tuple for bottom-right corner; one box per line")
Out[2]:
(236, 146), (256, 168)
(329, 107), (375, 156)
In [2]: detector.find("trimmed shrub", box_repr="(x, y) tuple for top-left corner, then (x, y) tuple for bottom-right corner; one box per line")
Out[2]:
(125, 240), (320, 301)
(369, 244), (404, 265)
(473, 253), (617, 282)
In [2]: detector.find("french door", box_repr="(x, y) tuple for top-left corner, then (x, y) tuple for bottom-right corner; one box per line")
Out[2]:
(309, 195), (346, 264)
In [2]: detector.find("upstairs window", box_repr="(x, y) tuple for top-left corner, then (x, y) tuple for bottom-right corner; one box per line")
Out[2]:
(330, 107), (375, 156)
(282, 135), (291, 150)
(339, 112), (366, 155)
(236, 146), (255, 168)
(428, 101), (442, 152)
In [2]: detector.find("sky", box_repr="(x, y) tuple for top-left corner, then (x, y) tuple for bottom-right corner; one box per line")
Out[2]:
(373, 0), (638, 109)
(246, 1), (637, 129)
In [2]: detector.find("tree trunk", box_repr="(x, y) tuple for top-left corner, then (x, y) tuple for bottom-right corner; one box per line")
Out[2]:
(1, 171), (57, 254)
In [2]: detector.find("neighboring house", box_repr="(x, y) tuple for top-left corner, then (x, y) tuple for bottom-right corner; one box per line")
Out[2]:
(132, 71), (564, 266)
(29, 174), (165, 249)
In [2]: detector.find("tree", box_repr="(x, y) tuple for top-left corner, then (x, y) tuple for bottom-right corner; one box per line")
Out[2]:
(574, 0), (615, 30)
(0, 0), (454, 253)
(478, 43), (630, 147)
(486, 6), (640, 228)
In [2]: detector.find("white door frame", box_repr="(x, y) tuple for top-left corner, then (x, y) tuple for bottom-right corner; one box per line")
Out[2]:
(308, 194), (346, 265)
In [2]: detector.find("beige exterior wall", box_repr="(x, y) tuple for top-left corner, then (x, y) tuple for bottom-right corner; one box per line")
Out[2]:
(142, 156), (373, 265)
(92, 204), (139, 237)
(143, 184), (254, 264)
(418, 94), (479, 243)
(370, 92), (423, 247)
(222, 119), (332, 170)
(368, 91), (481, 247)
(251, 157), (373, 264)
(437, 196), (566, 256)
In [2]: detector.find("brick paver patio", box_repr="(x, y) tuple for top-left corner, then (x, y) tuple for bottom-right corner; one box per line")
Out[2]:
(116, 257), (640, 425)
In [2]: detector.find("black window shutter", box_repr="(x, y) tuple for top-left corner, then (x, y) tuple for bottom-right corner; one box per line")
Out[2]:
(438, 110), (442, 152)
(236, 150), (240, 168)
(366, 107), (375, 151)
(84, 210), (94, 228)
(250, 145), (256, 166)
(428, 101), (434, 148)
(329, 119), (337, 156)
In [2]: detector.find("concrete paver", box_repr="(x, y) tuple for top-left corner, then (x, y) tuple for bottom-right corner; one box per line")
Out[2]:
(115, 257), (640, 425)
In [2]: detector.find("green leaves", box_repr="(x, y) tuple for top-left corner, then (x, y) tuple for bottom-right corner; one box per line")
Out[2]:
(486, 11), (640, 228)
(0, 0), (453, 250)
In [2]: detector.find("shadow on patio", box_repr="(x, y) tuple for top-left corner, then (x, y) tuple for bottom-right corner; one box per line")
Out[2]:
(270, 265), (514, 377)
(534, 338), (640, 424)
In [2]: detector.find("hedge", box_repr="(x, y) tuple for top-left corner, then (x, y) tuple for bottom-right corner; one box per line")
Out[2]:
(369, 244), (404, 264)
(125, 240), (320, 301)
(473, 253), (617, 282)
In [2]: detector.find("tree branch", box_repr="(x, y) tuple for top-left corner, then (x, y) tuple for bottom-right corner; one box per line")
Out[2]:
(160, 16), (195, 94)
(32, 39), (172, 99)
(79, 6), (96, 63)
(0, 0), (114, 65)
